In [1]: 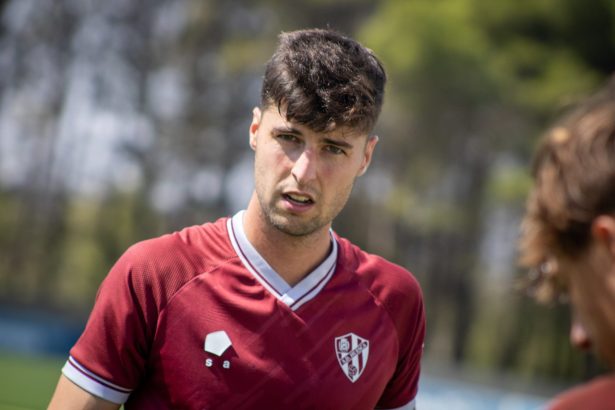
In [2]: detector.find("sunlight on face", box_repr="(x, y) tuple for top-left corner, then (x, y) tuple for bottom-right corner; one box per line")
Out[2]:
(249, 106), (377, 237)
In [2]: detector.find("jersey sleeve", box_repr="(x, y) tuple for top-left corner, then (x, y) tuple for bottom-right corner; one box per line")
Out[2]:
(376, 271), (426, 410)
(62, 242), (162, 404)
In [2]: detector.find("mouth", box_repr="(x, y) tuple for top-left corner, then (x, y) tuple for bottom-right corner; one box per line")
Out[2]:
(282, 192), (314, 205)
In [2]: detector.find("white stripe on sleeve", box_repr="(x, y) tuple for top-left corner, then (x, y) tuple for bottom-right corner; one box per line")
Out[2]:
(380, 397), (416, 410)
(62, 356), (131, 404)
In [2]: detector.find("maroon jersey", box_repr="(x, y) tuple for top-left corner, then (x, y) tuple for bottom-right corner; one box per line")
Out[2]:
(63, 211), (425, 409)
(548, 375), (615, 410)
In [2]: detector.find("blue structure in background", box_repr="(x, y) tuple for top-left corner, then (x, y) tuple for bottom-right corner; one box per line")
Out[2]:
(419, 374), (548, 410)
(0, 308), (82, 356)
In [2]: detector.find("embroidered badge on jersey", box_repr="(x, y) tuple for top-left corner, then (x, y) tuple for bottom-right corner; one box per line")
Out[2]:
(335, 333), (369, 383)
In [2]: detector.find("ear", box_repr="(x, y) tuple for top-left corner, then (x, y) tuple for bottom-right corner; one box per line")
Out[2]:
(249, 107), (262, 151)
(569, 310), (593, 351)
(591, 215), (615, 258)
(357, 135), (379, 177)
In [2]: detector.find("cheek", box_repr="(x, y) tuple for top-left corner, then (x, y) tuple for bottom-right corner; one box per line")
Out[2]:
(254, 148), (291, 187)
(253, 152), (272, 191)
(569, 275), (595, 318)
(322, 158), (362, 181)
(570, 273), (614, 338)
(322, 171), (357, 205)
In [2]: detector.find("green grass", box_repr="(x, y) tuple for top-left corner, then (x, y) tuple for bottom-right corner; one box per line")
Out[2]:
(0, 351), (64, 410)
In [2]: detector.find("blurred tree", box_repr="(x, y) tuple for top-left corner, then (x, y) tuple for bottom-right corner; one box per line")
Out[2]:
(1, 0), (613, 385)
(360, 0), (614, 379)
(0, 0), (379, 307)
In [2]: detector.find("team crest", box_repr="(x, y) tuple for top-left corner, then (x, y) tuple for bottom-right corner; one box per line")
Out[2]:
(335, 333), (369, 383)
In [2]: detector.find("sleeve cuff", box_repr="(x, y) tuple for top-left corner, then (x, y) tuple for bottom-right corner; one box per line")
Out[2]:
(62, 356), (132, 404)
(380, 397), (416, 410)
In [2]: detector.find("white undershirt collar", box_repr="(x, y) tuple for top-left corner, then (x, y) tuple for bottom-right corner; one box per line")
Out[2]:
(227, 210), (338, 311)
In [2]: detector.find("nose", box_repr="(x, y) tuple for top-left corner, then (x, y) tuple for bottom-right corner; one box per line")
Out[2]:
(570, 316), (592, 351)
(291, 150), (317, 185)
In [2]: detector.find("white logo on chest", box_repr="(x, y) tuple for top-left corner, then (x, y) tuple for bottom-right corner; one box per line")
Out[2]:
(204, 330), (232, 369)
(335, 332), (369, 383)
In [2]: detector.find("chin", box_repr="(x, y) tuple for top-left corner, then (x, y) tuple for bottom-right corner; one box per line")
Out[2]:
(274, 222), (318, 237)
(269, 215), (323, 237)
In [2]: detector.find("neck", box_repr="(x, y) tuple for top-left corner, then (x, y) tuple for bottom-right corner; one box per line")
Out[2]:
(243, 194), (332, 287)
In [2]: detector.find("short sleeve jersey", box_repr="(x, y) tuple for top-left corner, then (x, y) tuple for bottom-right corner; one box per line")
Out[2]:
(63, 211), (425, 409)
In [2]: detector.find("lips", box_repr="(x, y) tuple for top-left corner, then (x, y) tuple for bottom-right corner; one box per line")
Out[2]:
(284, 193), (313, 204)
(282, 192), (315, 207)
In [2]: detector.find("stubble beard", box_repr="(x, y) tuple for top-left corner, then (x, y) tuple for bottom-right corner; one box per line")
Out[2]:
(256, 184), (355, 238)
(258, 195), (328, 237)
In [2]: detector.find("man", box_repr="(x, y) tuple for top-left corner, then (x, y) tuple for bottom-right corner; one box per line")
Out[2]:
(48, 28), (426, 409)
(518, 75), (615, 409)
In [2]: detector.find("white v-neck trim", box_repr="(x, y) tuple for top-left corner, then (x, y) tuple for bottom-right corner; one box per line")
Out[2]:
(227, 210), (338, 311)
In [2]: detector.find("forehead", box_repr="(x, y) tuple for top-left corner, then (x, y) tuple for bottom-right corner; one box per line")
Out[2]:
(261, 106), (367, 141)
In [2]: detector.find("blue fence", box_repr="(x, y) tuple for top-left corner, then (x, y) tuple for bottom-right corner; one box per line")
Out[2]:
(419, 374), (548, 410)
(0, 308), (82, 356)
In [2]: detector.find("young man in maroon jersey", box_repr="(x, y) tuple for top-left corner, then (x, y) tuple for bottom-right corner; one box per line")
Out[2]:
(519, 75), (615, 409)
(49, 28), (425, 409)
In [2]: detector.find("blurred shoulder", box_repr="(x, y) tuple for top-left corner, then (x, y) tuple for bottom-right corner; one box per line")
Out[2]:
(549, 375), (615, 410)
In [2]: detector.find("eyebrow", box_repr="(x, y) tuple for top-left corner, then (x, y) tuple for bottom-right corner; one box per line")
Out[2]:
(322, 137), (354, 149)
(272, 126), (355, 149)
(272, 126), (303, 135)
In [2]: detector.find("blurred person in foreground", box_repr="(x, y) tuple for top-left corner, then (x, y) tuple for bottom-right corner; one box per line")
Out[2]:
(48, 28), (425, 410)
(519, 75), (615, 410)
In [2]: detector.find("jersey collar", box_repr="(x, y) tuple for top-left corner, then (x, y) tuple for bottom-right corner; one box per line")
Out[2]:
(227, 210), (338, 311)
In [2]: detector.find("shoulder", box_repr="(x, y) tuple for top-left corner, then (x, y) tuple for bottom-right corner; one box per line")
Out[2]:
(335, 235), (422, 301)
(125, 216), (230, 260)
(119, 216), (231, 272)
(549, 375), (615, 410)
(335, 235), (424, 331)
(105, 216), (233, 307)
(335, 234), (425, 405)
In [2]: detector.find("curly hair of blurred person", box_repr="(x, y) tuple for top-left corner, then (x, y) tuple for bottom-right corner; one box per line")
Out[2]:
(519, 74), (615, 410)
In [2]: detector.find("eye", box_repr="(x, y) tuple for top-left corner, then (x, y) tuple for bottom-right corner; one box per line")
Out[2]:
(324, 145), (346, 155)
(277, 133), (300, 143)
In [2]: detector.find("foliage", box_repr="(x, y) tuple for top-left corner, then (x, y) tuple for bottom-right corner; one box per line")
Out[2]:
(360, 0), (615, 379)
(0, 0), (613, 386)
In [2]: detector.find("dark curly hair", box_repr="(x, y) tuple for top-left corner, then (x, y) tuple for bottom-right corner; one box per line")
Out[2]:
(261, 28), (386, 134)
